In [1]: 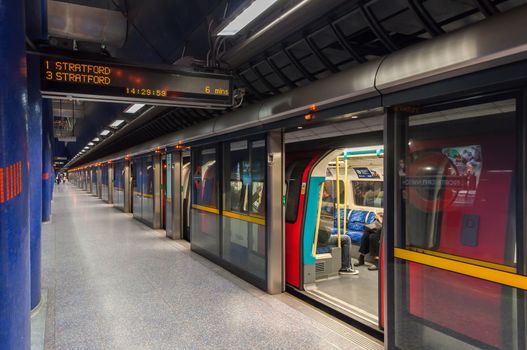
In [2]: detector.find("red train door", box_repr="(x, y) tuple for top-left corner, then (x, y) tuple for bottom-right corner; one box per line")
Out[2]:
(285, 156), (318, 288)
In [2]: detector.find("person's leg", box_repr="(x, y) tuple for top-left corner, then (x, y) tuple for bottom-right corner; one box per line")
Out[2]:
(357, 230), (371, 266)
(340, 235), (352, 269)
(368, 231), (381, 271)
(370, 231), (380, 257)
(358, 230), (371, 255)
(328, 235), (358, 274)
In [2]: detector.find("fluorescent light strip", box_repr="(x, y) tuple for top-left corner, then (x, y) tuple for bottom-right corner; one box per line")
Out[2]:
(218, 0), (279, 36)
(88, 142), (94, 146)
(100, 129), (111, 136)
(110, 119), (125, 128)
(124, 104), (145, 114)
(92, 137), (100, 142)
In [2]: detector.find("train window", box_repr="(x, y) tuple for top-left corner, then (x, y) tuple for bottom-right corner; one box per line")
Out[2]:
(352, 181), (383, 208)
(321, 180), (344, 219)
(192, 146), (218, 208)
(285, 159), (310, 223)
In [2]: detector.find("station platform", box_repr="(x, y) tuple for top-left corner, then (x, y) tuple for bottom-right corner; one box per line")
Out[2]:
(39, 184), (383, 350)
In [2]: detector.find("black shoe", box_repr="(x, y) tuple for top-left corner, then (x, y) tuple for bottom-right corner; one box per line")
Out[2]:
(356, 255), (365, 266)
(368, 264), (379, 271)
(339, 267), (359, 275)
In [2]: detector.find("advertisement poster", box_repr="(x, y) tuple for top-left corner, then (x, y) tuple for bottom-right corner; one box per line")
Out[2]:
(442, 145), (483, 184)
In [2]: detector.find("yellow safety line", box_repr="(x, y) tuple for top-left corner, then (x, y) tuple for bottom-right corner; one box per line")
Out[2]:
(409, 248), (517, 274)
(191, 204), (219, 215)
(223, 211), (266, 225)
(394, 248), (527, 290)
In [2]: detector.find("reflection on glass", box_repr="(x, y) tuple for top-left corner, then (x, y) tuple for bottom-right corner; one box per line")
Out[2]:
(396, 99), (520, 350)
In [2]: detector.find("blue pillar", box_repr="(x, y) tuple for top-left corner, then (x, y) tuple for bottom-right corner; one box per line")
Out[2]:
(27, 56), (43, 310)
(42, 100), (52, 222)
(0, 0), (31, 349)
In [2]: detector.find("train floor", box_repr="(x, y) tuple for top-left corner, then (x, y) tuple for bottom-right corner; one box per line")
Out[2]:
(38, 184), (383, 350)
(313, 264), (379, 320)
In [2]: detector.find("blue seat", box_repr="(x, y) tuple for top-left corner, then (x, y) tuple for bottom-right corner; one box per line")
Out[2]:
(347, 231), (364, 244)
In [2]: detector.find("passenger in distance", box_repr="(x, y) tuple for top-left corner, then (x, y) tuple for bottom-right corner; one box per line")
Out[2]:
(318, 224), (359, 275)
(356, 212), (383, 271)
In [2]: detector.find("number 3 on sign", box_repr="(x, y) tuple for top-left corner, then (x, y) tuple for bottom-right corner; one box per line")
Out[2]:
(205, 86), (211, 94)
(45, 71), (53, 80)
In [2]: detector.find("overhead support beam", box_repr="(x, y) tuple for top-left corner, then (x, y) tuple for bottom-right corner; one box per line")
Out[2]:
(236, 72), (265, 100)
(474, 0), (499, 17)
(304, 37), (340, 73)
(282, 47), (316, 82)
(251, 66), (280, 95)
(329, 21), (367, 64)
(406, 0), (444, 36)
(359, 4), (398, 52)
(266, 56), (297, 90)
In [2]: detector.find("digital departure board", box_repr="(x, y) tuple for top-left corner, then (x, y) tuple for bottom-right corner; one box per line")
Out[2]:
(40, 56), (233, 108)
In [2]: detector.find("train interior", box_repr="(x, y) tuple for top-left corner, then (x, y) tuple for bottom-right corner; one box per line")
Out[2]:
(307, 147), (384, 325)
(285, 112), (385, 328)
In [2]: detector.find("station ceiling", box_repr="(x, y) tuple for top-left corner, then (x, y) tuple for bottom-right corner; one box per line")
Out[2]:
(40, 0), (527, 167)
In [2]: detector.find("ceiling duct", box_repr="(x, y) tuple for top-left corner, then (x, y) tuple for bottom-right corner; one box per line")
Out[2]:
(53, 100), (84, 142)
(47, 0), (127, 48)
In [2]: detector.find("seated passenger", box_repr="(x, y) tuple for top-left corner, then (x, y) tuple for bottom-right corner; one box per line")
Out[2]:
(318, 224), (359, 275)
(356, 212), (383, 271)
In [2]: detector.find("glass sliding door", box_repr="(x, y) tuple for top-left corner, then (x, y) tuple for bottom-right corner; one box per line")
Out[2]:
(191, 146), (220, 256)
(389, 96), (525, 350)
(222, 139), (267, 282)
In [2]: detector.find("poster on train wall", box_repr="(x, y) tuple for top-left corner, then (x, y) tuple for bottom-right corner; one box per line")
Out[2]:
(442, 145), (482, 205)
(442, 145), (482, 182)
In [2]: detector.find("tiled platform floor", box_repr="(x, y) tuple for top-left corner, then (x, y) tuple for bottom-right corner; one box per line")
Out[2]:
(42, 184), (383, 350)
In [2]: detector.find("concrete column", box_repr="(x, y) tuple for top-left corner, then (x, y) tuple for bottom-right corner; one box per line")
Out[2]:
(266, 130), (285, 294)
(0, 0), (31, 348)
(27, 55), (43, 311)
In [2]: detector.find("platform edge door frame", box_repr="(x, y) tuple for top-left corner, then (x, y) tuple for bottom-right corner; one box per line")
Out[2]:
(124, 161), (131, 213)
(384, 107), (408, 350)
(518, 89), (527, 350)
(153, 154), (162, 229)
(108, 164), (114, 204)
(97, 167), (102, 199)
(267, 130), (285, 294)
(167, 151), (183, 240)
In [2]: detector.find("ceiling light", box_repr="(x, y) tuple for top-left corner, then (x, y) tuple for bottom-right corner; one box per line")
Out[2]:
(124, 104), (145, 114)
(92, 137), (100, 142)
(218, 0), (279, 36)
(88, 142), (94, 146)
(110, 119), (126, 128)
(100, 129), (111, 136)
(297, 126), (303, 130)
(84, 147), (89, 150)
(351, 115), (359, 119)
